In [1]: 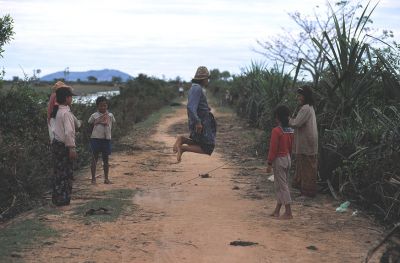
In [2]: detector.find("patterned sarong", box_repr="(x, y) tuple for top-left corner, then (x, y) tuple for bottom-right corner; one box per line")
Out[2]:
(52, 140), (73, 206)
(293, 154), (318, 197)
(189, 112), (217, 155)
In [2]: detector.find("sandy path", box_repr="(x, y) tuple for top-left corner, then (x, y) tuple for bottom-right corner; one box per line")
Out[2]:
(19, 106), (383, 263)
(138, 112), (274, 263)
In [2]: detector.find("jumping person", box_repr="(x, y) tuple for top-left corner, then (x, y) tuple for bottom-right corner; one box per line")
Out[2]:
(88, 96), (116, 184)
(267, 105), (294, 219)
(51, 86), (78, 206)
(289, 85), (318, 197)
(173, 66), (216, 162)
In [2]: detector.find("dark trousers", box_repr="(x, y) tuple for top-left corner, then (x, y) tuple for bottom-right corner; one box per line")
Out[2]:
(52, 140), (73, 206)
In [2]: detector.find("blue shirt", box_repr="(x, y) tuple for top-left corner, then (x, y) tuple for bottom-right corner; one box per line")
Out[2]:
(187, 83), (210, 125)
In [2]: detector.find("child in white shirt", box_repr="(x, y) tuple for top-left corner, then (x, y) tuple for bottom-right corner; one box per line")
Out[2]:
(88, 96), (116, 184)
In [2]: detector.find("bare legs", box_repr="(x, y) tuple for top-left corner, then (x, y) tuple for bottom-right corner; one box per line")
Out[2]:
(173, 136), (182, 153)
(103, 154), (110, 184)
(173, 135), (207, 163)
(90, 152), (98, 184)
(270, 203), (282, 218)
(91, 152), (110, 184)
(270, 203), (293, 220)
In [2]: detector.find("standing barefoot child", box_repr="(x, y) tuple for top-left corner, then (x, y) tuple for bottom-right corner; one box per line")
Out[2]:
(88, 96), (116, 184)
(267, 105), (294, 220)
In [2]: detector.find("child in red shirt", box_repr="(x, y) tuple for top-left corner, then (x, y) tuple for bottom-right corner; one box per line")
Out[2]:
(267, 105), (294, 219)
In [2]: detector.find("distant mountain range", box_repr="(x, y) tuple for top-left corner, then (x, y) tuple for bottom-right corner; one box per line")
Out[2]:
(40, 69), (133, 82)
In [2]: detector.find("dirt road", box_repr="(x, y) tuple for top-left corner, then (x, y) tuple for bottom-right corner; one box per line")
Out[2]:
(18, 105), (383, 263)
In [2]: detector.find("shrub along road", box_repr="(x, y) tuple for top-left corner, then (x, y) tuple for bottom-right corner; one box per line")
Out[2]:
(1, 104), (385, 263)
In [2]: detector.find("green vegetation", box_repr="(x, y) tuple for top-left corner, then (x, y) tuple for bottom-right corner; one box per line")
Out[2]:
(0, 219), (58, 261)
(73, 188), (138, 223)
(208, 64), (298, 154)
(2, 81), (120, 94)
(0, 81), (52, 217)
(208, 1), (400, 223)
(0, 73), (177, 220)
(0, 14), (14, 59)
(34, 205), (62, 217)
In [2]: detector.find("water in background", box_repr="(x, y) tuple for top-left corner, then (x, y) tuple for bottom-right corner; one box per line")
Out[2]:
(73, 90), (120, 104)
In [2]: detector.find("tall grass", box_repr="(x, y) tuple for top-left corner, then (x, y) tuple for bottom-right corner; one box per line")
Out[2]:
(208, 63), (298, 155)
(311, 1), (385, 125)
(308, 1), (400, 221)
(227, 62), (297, 130)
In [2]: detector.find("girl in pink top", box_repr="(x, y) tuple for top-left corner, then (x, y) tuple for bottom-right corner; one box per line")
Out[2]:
(267, 105), (294, 220)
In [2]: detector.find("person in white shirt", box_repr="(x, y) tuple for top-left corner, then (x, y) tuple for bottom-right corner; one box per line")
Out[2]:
(51, 86), (77, 206)
(178, 86), (184, 97)
(88, 96), (116, 184)
(48, 81), (81, 143)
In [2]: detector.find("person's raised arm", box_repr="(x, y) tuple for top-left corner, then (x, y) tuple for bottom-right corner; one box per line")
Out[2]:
(289, 106), (311, 128)
(88, 114), (95, 124)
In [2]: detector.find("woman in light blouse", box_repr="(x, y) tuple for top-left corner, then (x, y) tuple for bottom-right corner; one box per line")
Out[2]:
(289, 85), (318, 197)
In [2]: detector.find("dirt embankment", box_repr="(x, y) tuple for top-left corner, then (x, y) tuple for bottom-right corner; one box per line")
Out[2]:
(1, 104), (385, 263)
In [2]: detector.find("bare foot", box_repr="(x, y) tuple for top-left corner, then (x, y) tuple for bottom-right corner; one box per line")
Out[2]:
(278, 214), (293, 220)
(173, 136), (181, 153)
(104, 179), (111, 184)
(176, 145), (183, 163)
(91, 178), (96, 184)
(269, 212), (280, 218)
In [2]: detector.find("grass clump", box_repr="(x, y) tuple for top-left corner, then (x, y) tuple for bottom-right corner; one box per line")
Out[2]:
(73, 188), (139, 223)
(0, 219), (58, 261)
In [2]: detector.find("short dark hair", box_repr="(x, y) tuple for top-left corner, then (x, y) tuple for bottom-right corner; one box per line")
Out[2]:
(96, 96), (108, 106)
(274, 105), (291, 127)
(56, 87), (73, 104)
(297, 85), (314, 106)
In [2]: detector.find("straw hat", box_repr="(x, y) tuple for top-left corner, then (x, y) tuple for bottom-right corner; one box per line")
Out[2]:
(192, 66), (210, 80)
(53, 81), (70, 89)
(53, 81), (76, 95)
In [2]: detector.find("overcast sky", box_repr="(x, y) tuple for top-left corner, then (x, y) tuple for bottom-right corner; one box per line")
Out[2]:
(1, 0), (399, 81)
